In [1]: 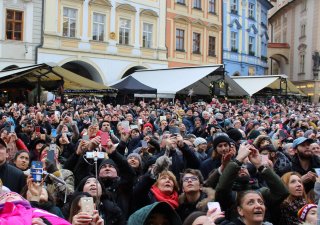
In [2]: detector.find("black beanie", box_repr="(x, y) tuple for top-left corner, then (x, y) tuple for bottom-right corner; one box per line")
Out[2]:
(212, 135), (231, 150)
(98, 159), (119, 173)
(226, 128), (243, 143)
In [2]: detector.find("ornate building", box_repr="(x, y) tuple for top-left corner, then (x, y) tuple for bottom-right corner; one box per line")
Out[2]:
(223, 0), (272, 76)
(0, 0), (42, 70)
(37, 0), (167, 85)
(166, 0), (223, 67)
(268, 0), (320, 102)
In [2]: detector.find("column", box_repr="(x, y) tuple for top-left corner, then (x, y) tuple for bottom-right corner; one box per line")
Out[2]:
(79, 0), (90, 50)
(0, 0), (4, 58)
(132, 6), (141, 56)
(107, 0), (117, 54)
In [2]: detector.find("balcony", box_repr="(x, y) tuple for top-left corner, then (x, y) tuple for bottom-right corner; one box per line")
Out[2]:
(249, 51), (255, 56)
(230, 9), (238, 15)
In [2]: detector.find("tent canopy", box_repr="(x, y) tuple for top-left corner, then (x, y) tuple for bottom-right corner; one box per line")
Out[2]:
(109, 76), (157, 94)
(232, 75), (305, 96)
(0, 63), (109, 90)
(131, 65), (249, 98)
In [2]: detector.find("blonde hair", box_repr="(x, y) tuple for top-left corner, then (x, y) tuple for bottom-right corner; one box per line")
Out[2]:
(154, 170), (179, 192)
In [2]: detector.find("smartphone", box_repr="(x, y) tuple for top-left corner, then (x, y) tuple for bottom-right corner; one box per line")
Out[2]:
(141, 140), (148, 148)
(31, 161), (43, 182)
(48, 144), (56, 162)
(82, 135), (89, 141)
(314, 168), (320, 176)
(92, 117), (98, 126)
(122, 121), (130, 132)
(207, 202), (221, 212)
(54, 111), (60, 117)
(100, 132), (110, 146)
(80, 197), (94, 215)
(35, 126), (40, 134)
(110, 130), (114, 135)
(10, 125), (15, 133)
(261, 154), (269, 165)
(160, 116), (166, 121)
(51, 129), (57, 138)
(138, 119), (143, 125)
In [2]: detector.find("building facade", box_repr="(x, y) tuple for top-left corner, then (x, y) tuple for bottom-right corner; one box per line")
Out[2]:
(268, 0), (320, 102)
(37, 0), (167, 85)
(166, 0), (223, 67)
(0, 0), (42, 70)
(223, 0), (272, 76)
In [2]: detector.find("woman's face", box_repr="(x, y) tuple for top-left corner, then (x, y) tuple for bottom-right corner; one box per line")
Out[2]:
(216, 142), (230, 156)
(288, 175), (304, 197)
(14, 152), (30, 170)
(157, 174), (174, 195)
(237, 193), (265, 223)
(305, 208), (317, 225)
(83, 178), (102, 198)
(0, 192), (24, 204)
(0, 130), (8, 142)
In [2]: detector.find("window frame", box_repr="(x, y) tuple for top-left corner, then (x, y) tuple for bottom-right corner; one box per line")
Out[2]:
(192, 32), (201, 54)
(208, 0), (215, 14)
(63, 7), (77, 38)
(142, 22), (153, 48)
(176, 28), (185, 51)
(300, 54), (305, 73)
(248, 3), (255, 19)
(300, 24), (306, 38)
(92, 12), (106, 41)
(177, 0), (186, 5)
(193, 0), (202, 9)
(6, 9), (24, 41)
(230, 0), (238, 14)
(248, 36), (255, 55)
(231, 31), (237, 52)
(208, 36), (216, 57)
(119, 18), (131, 45)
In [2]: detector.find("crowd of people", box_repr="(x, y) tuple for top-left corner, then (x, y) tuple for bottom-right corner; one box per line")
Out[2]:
(0, 96), (320, 225)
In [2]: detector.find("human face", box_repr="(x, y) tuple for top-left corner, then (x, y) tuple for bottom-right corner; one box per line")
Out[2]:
(101, 122), (110, 132)
(305, 208), (317, 225)
(157, 174), (174, 195)
(83, 177), (102, 198)
(297, 142), (313, 159)
(197, 143), (207, 152)
(310, 143), (320, 157)
(216, 142), (230, 156)
(127, 156), (140, 169)
(14, 152), (30, 170)
(237, 193), (265, 223)
(288, 175), (304, 197)
(99, 164), (118, 179)
(0, 144), (8, 166)
(130, 130), (140, 138)
(145, 213), (170, 225)
(182, 173), (201, 193)
(296, 130), (304, 138)
(0, 192), (24, 204)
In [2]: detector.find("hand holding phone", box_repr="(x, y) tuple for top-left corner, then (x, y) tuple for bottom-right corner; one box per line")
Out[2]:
(100, 132), (110, 146)
(207, 202), (221, 213)
(31, 161), (43, 182)
(80, 197), (94, 216)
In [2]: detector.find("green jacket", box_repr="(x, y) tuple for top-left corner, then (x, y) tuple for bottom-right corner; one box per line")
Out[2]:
(128, 202), (182, 225)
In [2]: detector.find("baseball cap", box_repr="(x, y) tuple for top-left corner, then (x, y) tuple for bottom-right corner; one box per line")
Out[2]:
(292, 137), (314, 149)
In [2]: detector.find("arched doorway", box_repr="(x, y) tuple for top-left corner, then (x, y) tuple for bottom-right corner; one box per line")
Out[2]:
(61, 60), (103, 83)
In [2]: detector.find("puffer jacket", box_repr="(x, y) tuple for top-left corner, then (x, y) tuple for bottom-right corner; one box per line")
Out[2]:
(0, 201), (71, 225)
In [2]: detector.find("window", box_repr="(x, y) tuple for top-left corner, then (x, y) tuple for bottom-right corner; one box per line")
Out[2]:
(209, 0), (215, 13)
(248, 3), (255, 19)
(193, 32), (201, 54)
(63, 7), (77, 37)
(92, 13), (105, 41)
(194, 0), (201, 9)
(177, 0), (185, 4)
(176, 29), (185, 51)
(300, 54), (305, 73)
(248, 36), (255, 55)
(208, 36), (216, 56)
(230, 0), (238, 14)
(119, 18), (131, 45)
(300, 24), (306, 38)
(231, 31), (237, 51)
(143, 23), (153, 48)
(6, 10), (23, 40)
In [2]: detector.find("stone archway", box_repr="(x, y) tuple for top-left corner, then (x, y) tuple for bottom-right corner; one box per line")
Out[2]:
(121, 66), (147, 78)
(61, 60), (103, 83)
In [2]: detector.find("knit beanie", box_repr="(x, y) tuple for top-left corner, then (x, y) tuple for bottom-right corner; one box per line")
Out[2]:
(98, 159), (119, 173)
(212, 135), (231, 150)
(297, 204), (317, 222)
(226, 128), (243, 143)
(127, 153), (142, 166)
(194, 137), (207, 147)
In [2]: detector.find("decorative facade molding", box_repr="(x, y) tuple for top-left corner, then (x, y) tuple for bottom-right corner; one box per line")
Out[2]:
(228, 19), (242, 29)
(116, 3), (136, 12)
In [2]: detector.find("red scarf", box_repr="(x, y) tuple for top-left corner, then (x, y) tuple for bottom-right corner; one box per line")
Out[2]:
(150, 185), (179, 209)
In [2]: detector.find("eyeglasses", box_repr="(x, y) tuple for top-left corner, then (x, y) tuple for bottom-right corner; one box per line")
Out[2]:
(182, 176), (199, 182)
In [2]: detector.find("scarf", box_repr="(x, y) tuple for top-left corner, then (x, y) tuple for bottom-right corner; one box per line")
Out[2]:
(150, 185), (179, 209)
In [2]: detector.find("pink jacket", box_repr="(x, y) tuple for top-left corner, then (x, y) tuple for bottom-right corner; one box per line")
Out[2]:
(0, 202), (71, 225)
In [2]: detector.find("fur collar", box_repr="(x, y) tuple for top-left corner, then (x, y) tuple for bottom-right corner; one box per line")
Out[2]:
(179, 187), (215, 211)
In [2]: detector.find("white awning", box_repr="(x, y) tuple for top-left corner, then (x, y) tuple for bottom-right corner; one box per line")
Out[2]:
(232, 75), (287, 96)
(131, 65), (249, 97)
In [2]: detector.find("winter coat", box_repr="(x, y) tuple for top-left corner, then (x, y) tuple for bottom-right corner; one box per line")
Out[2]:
(177, 187), (215, 221)
(0, 201), (71, 225)
(0, 163), (26, 193)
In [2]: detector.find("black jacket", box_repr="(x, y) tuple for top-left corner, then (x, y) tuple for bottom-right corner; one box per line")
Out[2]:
(0, 162), (26, 193)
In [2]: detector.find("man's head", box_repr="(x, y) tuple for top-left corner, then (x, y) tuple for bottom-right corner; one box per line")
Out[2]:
(181, 169), (203, 194)
(99, 159), (118, 179)
(293, 137), (314, 160)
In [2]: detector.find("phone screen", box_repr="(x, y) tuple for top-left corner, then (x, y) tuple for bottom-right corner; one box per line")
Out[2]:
(207, 202), (221, 212)
(10, 126), (15, 133)
(261, 154), (269, 165)
(51, 129), (57, 138)
(100, 132), (110, 146)
(48, 144), (56, 162)
(82, 135), (89, 141)
(31, 161), (43, 182)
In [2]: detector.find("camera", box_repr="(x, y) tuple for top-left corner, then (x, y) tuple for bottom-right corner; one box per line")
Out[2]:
(86, 151), (105, 159)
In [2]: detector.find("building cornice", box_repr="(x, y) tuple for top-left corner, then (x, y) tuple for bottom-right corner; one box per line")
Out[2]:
(268, 0), (296, 21)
